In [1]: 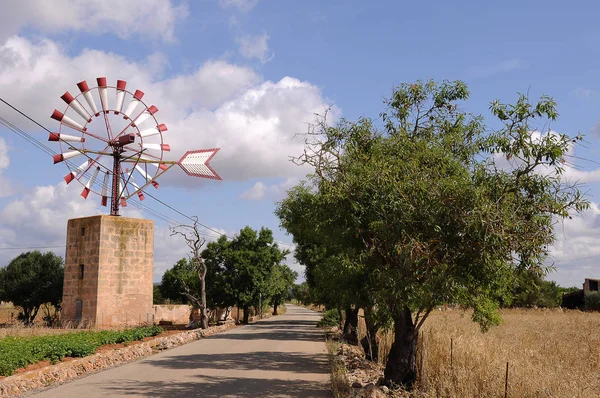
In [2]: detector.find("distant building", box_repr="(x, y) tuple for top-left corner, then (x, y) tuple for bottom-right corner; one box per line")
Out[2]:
(584, 278), (600, 294)
(561, 278), (600, 309)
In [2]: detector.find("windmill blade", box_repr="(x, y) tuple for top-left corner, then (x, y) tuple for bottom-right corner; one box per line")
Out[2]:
(77, 80), (99, 116)
(101, 171), (110, 206)
(135, 165), (159, 188)
(48, 132), (85, 143)
(51, 110), (86, 131)
(97, 77), (109, 114)
(141, 142), (170, 151)
(53, 150), (83, 164)
(60, 91), (92, 123)
(178, 148), (222, 180)
(138, 124), (167, 138)
(64, 160), (90, 184)
(131, 105), (158, 127)
(81, 166), (100, 199)
(114, 80), (126, 115)
(123, 90), (144, 119)
(125, 169), (145, 200)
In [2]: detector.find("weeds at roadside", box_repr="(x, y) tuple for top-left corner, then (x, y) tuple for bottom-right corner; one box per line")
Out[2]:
(326, 338), (351, 398)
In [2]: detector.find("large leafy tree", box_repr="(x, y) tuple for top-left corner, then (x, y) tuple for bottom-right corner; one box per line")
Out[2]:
(268, 263), (298, 315)
(277, 80), (587, 387)
(158, 258), (193, 305)
(0, 251), (64, 325)
(202, 226), (289, 323)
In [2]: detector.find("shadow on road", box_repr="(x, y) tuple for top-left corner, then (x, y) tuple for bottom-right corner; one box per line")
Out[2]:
(99, 375), (330, 397)
(150, 351), (328, 374)
(207, 318), (324, 342)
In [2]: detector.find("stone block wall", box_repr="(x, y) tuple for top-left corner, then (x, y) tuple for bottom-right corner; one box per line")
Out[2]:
(152, 304), (194, 324)
(62, 215), (154, 327)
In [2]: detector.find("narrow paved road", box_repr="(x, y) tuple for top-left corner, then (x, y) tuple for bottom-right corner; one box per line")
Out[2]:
(30, 305), (330, 398)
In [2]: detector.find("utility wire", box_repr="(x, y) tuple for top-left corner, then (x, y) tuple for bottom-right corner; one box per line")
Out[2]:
(0, 97), (295, 246)
(0, 245), (66, 251)
(0, 100), (196, 228)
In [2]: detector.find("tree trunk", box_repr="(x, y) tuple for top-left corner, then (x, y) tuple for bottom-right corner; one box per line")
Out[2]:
(361, 306), (379, 362)
(200, 267), (208, 329)
(384, 307), (417, 389)
(343, 306), (359, 344)
(243, 305), (250, 324)
(337, 307), (344, 329)
(273, 303), (279, 315)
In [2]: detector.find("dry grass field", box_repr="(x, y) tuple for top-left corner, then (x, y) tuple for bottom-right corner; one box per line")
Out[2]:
(0, 303), (85, 338)
(362, 308), (600, 397)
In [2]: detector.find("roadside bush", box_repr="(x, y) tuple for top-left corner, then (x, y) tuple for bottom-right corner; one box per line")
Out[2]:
(585, 291), (600, 311)
(317, 309), (340, 328)
(0, 325), (163, 376)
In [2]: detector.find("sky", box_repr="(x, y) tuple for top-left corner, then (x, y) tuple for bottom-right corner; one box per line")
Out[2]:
(0, 0), (600, 288)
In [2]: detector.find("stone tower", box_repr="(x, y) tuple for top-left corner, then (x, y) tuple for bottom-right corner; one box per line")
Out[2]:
(61, 215), (154, 327)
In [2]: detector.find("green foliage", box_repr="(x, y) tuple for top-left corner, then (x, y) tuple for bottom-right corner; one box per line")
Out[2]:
(317, 309), (341, 328)
(153, 284), (166, 305)
(508, 270), (562, 308)
(585, 292), (600, 311)
(268, 264), (298, 310)
(558, 286), (581, 295)
(0, 251), (64, 325)
(277, 79), (588, 385)
(0, 326), (162, 376)
(290, 282), (311, 304)
(200, 227), (290, 320)
(158, 258), (194, 304)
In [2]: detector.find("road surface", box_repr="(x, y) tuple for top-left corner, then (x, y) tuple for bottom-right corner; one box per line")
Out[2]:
(29, 304), (330, 398)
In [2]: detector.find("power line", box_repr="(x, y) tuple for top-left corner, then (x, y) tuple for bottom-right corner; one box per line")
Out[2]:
(0, 97), (197, 226)
(0, 97), (295, 246)
(0, 245), (66, 251)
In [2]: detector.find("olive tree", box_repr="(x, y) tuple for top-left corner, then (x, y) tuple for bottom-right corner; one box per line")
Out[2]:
(0, 251), (64, 325)
(277, 80), (587, 387)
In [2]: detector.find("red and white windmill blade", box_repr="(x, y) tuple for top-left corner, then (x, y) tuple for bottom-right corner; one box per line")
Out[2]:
(49, 77), (221, 216)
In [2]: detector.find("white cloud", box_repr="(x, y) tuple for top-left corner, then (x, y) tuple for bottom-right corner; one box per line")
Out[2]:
(547, 202), (600, 288)
(0, 0), (188, 42)
(489, 130), (600, 287)
(467, 59), (523, 79)
(240, 177), (298, 200)
(492, 130), (600, 185)
(0, 137), (12, 197)
(574, 86), (593, 99)
(237, 32), (273, 63)
(0, 35), (336, 282)
(219, 0), (259, 12)
(0, 36), (336, 185)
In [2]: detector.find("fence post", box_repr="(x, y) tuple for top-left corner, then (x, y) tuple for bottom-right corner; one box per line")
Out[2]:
(418, 330), (424, 384)
(450, 337), (453, 368)
(504, 361), (509, 398)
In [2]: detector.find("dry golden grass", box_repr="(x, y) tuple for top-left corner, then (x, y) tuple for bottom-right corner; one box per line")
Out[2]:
(0, 303), (91, 338)
(366, 308), (600, 397)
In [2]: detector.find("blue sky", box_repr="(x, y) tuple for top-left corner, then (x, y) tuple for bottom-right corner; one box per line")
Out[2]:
(0, 0), (600, 287)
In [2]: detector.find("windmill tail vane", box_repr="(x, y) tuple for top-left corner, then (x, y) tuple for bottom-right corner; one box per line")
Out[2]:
(48, 77), (222, 216)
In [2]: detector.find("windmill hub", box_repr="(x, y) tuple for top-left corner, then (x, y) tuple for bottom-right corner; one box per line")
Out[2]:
(111, 133), (136, 147)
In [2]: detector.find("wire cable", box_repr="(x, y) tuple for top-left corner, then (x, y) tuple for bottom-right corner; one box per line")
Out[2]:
(0, 97), (295, 246)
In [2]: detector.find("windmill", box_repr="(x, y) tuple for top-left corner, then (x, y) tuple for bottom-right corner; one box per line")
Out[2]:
(45, 77), (222, 327)
(49, 77), (221, 216)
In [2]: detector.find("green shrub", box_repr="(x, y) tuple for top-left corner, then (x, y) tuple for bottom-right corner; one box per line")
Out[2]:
(0, 326), (163, 376)
(585, 291), (600, 311)
(317, 309), (340, 328)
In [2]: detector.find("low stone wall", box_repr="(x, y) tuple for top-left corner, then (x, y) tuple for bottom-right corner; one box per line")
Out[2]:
(152, 304), (194, 324)
(0, 321), (237, 397)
